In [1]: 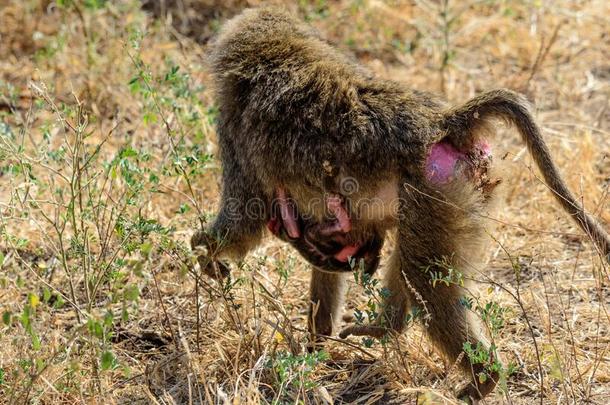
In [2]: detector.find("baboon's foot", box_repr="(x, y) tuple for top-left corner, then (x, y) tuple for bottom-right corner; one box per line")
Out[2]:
(456, 370), (498, 404)
(338, 324), (389, 340)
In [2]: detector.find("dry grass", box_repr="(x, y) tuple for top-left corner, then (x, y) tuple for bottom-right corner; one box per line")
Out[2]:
(0, 0), (608, 404)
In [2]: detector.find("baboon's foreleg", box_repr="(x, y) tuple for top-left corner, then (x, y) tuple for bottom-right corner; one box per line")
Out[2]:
(339, 250), (410, 339)
(191, 137), (268, 278)
(308, 268), (348, 345)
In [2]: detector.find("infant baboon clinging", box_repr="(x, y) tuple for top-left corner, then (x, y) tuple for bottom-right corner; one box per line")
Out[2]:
(191, 7), (610, 401)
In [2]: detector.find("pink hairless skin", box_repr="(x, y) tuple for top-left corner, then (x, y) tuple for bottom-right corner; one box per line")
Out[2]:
(321, 195), (357, 261)
(333, 242), (361, 262)
(320, 195), (352, 234)
(425, 139), (492, 184)
(276, 187), (300, 238)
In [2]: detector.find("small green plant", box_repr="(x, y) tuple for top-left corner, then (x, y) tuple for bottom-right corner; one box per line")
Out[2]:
(459, 296), (517, 393)
(299, 0), (330, 21)
(409, 0), (465, 93)
(462, 341), (518, 393)
(421, 256), (464, 288)
(127, 34), (212, 227)
(273, 255), (296, 286)
(351, 260), (422, 348)
(268, 350), (329, 394)
(0, 10), (221, 396)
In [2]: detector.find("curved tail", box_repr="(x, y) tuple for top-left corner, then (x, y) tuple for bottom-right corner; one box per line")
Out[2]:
(441, 89), (609, 262)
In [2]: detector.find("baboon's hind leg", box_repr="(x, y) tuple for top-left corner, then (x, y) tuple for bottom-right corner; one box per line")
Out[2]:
(340, 254), (499, 401)
(341, 186), (501, 401)
(414, 276), (499, 401)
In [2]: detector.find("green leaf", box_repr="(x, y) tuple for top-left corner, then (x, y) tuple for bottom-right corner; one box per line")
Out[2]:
(2, 311), (11, 326)
(139, 242), (152, 258)
(100, 350), (115, 371)
(176, 203), (190, 214)
(42, 288), (51, 303)
(143, 112), (157, 125)
(20, 307), (31, 331)
(88, 318), (104, 339)
(119, 147), (138, 159)
(124, 285), (139, 302)
(31, 333), (41, 350)
(53, 295), (65, 309)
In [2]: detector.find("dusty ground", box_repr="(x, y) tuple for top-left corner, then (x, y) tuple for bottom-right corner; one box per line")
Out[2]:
(0, 0), (608, 404)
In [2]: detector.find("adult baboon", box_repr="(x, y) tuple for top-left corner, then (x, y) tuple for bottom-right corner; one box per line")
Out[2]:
(191, 7), (610, 401)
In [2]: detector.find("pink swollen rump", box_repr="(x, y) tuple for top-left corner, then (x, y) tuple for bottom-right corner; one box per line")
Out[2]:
(425, 140), (491, 184)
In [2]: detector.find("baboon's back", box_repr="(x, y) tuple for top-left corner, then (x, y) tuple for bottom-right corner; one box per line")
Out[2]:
(208, 7), (441, 191)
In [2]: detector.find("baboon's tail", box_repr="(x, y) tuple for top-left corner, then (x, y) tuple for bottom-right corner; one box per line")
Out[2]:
(441, 89), (610, 262)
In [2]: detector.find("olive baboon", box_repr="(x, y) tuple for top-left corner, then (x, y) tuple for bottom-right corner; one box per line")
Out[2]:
(191, 7), (610, 401)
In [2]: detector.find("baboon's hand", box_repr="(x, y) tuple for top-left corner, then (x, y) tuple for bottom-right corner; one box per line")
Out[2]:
(190, 229), (231, 279)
